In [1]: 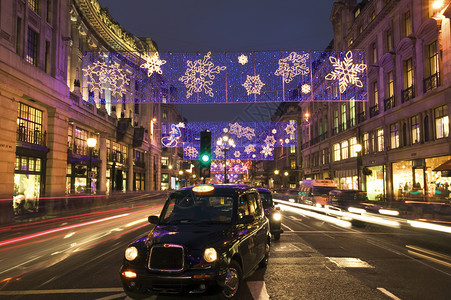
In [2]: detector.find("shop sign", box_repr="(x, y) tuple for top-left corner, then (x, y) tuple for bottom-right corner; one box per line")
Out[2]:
(441, 170), (451, 177)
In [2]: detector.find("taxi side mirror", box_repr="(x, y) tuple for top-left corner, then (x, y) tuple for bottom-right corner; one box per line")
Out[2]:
(148, 215), (159, 224)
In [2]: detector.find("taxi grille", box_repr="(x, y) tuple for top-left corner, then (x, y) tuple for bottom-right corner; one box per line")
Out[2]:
(148, 244), (184, 271)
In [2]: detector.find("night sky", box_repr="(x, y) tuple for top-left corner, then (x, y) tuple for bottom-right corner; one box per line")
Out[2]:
(97, 0), (336, 122)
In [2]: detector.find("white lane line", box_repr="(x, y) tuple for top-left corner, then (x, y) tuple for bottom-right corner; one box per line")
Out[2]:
(377, 287), (401, 300)
(281, 223), (294, 231)
(96, 292), (127, 300)
(247, 281), (270, 300)
(0, 288), (124, 295)
(0, 256), (41, 275)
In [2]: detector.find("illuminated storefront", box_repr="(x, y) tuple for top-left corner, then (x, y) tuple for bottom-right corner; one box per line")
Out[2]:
(335, 169), (358, 190)
(392, 156), (451, 200)
(364, 165), (385, 200)
(14, 155), (44, 215)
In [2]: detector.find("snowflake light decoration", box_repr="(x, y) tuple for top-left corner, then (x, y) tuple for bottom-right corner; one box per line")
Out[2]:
(238, 54), (248, 65)
(184, 146), (198, 159)
(242, 75), (265, 95)
(301, 84), (311, 94)
(244, 144), (256, 154)
(234, 151), (241, 158)
(274, 52), (310, 83)
(83, 60), (130, 96)
(284, 124), (296, 135)
(179, 51), (226, 98)
(264, 136), (276, 147)
(261, 145), (274, 158)
(325, 50), (367, 94)
(140, 52), (166, 77)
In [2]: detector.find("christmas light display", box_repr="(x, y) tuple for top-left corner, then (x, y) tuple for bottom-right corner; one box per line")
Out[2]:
(140, 52), (166, 77)
(162, 121), (297, 160)
(81, 50), (367, 104)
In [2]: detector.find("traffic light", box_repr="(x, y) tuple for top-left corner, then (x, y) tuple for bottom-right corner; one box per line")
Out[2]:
(199, 130), (211, 178)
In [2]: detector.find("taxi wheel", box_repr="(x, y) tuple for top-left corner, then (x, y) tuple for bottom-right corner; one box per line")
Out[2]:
(222, 260), (242, 299)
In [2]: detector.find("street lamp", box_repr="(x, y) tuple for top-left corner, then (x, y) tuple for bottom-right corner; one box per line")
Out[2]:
(87, 137), (97, 194)
(304, 112), (311, 147)
(217, 135), (236, 183)
(355, 143), (362, 190)
(274, 169), (280, 188)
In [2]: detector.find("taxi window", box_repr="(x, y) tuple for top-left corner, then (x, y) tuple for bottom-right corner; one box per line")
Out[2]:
(247, 192), (262, 217)
(238, 195), (250, 218)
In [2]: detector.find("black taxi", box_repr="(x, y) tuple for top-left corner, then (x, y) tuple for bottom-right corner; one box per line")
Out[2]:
(120, 184), (271, 299)
(257, 188), (283, 240)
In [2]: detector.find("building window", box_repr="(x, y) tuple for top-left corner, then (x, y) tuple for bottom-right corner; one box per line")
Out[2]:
(387, 71), (395, 98)
(341, 140), (349, 160)
(370, 10), (375, 21)
(348, 39), (353, 47)
(161, 157), (169, 168)
(371, 43), (377, 64)
(411, 115), (420, 144)
(354, 8), (360, 18)
(363, 133), (369, 155)
(290, 145), (296, 154)
(334, 109), (339, 134)
(425, 40), (440, 77)
(350, 137), (358, 158)
(385, 29), (393, 52)
(341, 104), (347, 131)
(290, 159), (296, 170)
(435, 105), (449, 139)
(402, 10), (412, 37)
(390, 123), (400, 149)
(46, 0), (52, 23)
(373, 81), (379, 108)
(28, 0), (40, 14)
(17, 103), (44, 145)
(162, 110), (168, 120)
(402, 58), (415, 102)
(26, 28), (39, 66)
(74, 127), (88, 155)
(333, 143), (340, 161)
(377, 128), (384, 152)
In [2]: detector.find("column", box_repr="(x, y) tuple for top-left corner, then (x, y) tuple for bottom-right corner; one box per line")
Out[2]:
(98, 134), (107, 193)
(128, 145), (134, 191)
(145, 150), (152, 191)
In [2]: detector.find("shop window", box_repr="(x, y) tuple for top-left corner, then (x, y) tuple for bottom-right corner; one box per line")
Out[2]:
(390, 123), (400, 149)
(377, 128), (384, 152)
(411, 115), (420, 144)
(341, 140), (349, 160)
(333, 143), (340, 161)
(14, 155), (42, 215)
(435, 105), (449, 139)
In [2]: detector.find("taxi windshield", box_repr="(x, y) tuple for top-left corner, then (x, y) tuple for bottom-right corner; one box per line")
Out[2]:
(160, 191), (235, 225)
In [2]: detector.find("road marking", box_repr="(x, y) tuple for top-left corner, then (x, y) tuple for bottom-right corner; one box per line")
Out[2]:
(0, 288), (124, 295)
(281, 223), (294, 231)
(377, 287), (401, 300)
(327, 257), (374, 268)
(247, 281), (270, 300)
(0, 256), (41, 275)
(96, 292), (127, 300)
(273, 243), (302, 252)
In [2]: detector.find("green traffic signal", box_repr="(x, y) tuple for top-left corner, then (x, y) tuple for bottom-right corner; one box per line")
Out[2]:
(201, 153), (210, 163)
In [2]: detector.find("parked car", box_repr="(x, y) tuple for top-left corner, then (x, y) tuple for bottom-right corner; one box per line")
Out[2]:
(257, 187), (283, 240)
(120, 184), (271, 299)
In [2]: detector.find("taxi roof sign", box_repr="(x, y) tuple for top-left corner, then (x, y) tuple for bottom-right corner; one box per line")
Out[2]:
(192, 185), (215, 193)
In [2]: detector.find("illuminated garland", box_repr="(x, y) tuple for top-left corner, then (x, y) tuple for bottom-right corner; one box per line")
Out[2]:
(82, 50), (367, 104)
(162, 121), (297, 160)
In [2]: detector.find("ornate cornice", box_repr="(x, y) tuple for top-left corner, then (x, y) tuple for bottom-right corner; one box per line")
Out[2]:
(73, 0), (157, 54)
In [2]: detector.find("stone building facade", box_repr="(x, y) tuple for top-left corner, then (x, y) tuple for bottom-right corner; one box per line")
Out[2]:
(0, 0), (163, 223)
(300, 0), (451, 201)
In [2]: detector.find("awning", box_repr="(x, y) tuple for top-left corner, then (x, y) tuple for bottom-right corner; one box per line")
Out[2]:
(433, 159), (451, 171)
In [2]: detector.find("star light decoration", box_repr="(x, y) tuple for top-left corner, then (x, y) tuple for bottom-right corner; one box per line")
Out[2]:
(274, 52), (310, 83)
(242, 75), (266, 95)
(83, 60), (130, 96)
(264, 136), (277, 147)
(234, 151), (241, 158)
(179, 51), (226, 98)
(238, 54), (248, 65)
(140, 52), (166, 77)
(301, 84), (311, 94)
(325, 50), (367, 93)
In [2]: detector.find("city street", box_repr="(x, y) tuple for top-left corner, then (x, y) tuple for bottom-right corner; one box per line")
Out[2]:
(0, 194), (450, 300)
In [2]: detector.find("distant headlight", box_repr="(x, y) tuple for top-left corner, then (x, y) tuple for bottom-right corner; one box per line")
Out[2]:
(203, 247), (217, 263)
(272, 211), (282, 221)
(348, 207), (366, 214)
(125, 246), (138, 261)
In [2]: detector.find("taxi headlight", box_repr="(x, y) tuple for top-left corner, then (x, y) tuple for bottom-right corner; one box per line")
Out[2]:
(272, 211), (282, 221)
(125, 246), (138, 261)
(203, 247), (217, 263)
